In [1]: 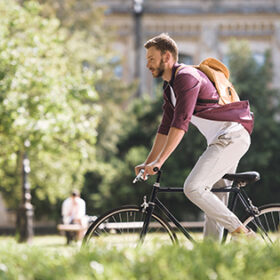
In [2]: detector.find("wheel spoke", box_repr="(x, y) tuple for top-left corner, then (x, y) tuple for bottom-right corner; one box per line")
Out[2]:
(83, 207), (176, 248)
(270, 212), (277, 231)
(264, 214), (269, 231)
(242, 205), (280, 244)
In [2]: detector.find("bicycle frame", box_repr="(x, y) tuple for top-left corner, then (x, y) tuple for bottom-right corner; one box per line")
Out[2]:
(140, 183), (195, 243)
(139, 170), (266, 244)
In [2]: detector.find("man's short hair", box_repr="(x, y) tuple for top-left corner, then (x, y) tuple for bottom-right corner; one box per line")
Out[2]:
(144, 33), (178, 61)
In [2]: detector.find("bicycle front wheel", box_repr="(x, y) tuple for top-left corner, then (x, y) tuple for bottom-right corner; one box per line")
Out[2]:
(242, 203), (280, 243)
(82, 205), (177, 248)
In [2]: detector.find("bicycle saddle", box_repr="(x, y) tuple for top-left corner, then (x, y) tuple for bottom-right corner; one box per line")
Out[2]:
(223, 171), (260, 184)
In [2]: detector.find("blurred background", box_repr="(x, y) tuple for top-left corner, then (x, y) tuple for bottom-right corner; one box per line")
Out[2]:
(0, 0), (279, 239)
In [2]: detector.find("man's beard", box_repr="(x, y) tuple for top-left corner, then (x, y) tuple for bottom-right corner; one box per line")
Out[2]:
(151, 58), (165, 78)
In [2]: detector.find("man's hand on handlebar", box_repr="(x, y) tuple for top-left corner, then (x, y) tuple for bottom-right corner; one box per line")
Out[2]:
(142, 161), (160, 179)
(133, 169), (145, 183)
(134, 161), (161, 183)
(135, 163), (145, 177)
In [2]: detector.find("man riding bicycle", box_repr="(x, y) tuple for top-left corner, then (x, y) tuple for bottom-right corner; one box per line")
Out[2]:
(135, 33), (254, 241)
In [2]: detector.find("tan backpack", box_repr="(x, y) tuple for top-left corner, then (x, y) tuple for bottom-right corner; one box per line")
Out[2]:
(176, 58), (240, 105)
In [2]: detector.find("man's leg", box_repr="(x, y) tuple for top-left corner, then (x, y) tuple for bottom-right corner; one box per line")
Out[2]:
(184, 127), (250, 237)
(203, 165), (237, 240)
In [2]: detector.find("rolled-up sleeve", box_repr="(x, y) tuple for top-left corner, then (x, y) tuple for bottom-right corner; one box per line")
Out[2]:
(171, 73), (200, 132)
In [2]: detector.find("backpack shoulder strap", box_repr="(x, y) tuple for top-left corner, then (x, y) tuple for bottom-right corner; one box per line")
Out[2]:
(174, 64), (186, 78)
(173, 63), (219, 105)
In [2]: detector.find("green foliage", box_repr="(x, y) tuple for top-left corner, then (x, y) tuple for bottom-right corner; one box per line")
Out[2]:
(228, 39), (280, 206)
(39, 0), (136, 162)
(0, 0), (135, 221)
(82, 95), (158, 216)
(0, 238), (280, 279)
(0, 0), (100, 211)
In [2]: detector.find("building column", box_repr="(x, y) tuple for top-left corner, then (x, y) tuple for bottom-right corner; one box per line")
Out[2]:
(133, 0), (144, 97)
(198, 23), (220, 61)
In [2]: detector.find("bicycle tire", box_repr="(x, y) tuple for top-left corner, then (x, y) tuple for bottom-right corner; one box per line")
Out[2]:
(242, 203), (280, 243)
(82, 205), (177, 248)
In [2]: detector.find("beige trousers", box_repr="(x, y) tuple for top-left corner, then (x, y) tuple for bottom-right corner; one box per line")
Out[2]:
(183, 126), (251, 241)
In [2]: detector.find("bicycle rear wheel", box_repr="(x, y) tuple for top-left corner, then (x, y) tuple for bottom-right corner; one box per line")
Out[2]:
(82, 205), (177, 248)
(242, 203), (280, 243)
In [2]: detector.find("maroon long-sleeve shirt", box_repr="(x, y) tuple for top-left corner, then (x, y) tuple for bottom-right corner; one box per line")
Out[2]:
(158, 63), (254, 136)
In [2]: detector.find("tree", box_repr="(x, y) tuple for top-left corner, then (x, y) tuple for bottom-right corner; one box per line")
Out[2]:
(34, 1), (139, 217)
(227, 40), (280, 207)
(0, 0), (99, 216)
(23, 0), (135, 218)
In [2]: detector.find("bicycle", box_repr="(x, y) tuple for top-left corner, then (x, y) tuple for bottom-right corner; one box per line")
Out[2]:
(82, 169), (280, 248)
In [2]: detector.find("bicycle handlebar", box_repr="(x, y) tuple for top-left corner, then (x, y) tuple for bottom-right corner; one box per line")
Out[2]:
(133, 169), (145, 183)
(132, 167), (160, 184)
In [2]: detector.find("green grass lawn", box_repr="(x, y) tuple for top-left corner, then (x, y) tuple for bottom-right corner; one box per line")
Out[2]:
(0, 235), (280, 279)
(0, 235), (74, 252)
(0, 235), (67, 245)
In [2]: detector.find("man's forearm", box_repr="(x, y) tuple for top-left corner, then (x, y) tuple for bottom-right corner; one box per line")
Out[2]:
(145, 133), (167, 164)
(157, 127), (185, 166)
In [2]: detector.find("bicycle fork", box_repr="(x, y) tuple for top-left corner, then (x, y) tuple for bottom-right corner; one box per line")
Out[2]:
(139, 182), (160, 244)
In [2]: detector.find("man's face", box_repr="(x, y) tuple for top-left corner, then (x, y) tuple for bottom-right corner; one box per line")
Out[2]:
(146, 46), (165, 78)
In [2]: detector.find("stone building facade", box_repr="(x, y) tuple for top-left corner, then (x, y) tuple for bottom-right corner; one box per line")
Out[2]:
(96, 0), (280, 95)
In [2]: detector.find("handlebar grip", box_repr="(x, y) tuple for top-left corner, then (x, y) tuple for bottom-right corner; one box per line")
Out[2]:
(133, 168), (160, 183)
(133, 169), (145, 183)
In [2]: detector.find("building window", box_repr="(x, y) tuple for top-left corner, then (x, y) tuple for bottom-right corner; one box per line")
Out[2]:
(253, 52), (265, 66)
(110, 56), (123, 78)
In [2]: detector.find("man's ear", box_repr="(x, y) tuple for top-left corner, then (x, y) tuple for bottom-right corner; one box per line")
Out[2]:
(164, 51), (171, 63)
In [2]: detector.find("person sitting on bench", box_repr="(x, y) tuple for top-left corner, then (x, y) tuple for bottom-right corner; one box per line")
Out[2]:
(61, 189), (87, 243)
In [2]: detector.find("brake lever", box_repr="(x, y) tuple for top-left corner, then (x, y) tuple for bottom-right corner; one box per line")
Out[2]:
(133, 167), (160, 184)
(133, 169), (145, 184)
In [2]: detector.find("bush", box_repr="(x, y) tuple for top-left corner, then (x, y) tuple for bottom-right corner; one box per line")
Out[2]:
(0, 238), (280, 279)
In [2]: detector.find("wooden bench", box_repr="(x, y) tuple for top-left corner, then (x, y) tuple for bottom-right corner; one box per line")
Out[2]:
(57, 216), (97, 244)
(57, 224), (87, 232)
(57, 219), (204, 243)
(57, 224), (88, 244)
